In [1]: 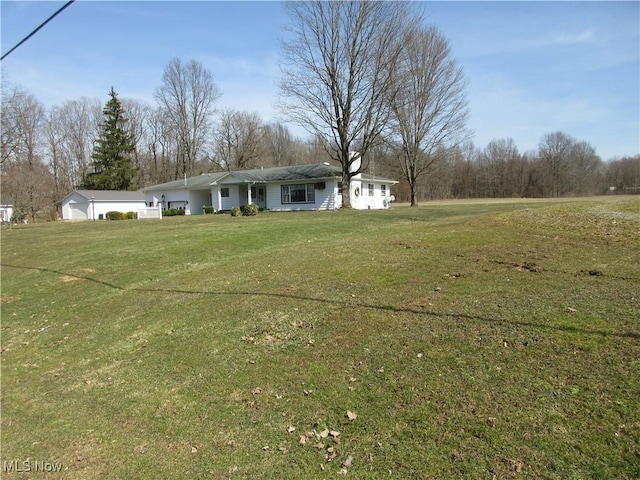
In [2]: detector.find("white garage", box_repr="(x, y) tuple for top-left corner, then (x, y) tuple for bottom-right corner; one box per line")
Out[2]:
(60, 190), (147, 220)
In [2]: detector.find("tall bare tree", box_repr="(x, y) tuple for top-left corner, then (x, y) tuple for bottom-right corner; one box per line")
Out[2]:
(538, 131), (575, 197)
(279, 1), (419, 207)
(478, 138), (520, 198)
(387, 25), (469, 206)
(154, 58), (222, 178)
(121, 97), (152, 185)
(144, 107), (178, 184)
(55, 97), (102, 187)
(0, 89), (55, 222)
(213, 109), (264, 171)
(263, 121), (296, 166)
(44, 106), (72, 200)
(568, 140), (602, 195)
(1, 82), (21, 165)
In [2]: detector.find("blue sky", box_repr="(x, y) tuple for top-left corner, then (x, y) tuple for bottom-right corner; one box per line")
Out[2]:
(1, 1), (638, 160)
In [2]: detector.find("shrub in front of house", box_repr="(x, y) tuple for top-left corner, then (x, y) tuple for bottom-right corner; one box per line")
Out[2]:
(106, 211), (125, 220)
(125, 211), (137, 220)
(203, 206), (215, 214)
(162, 209), (178, 216)
(230, 206), (242, 217)
(240, 204), (259, 216)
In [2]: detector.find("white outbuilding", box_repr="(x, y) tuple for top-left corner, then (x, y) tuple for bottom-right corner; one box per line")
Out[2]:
(60, 190), (147, 220)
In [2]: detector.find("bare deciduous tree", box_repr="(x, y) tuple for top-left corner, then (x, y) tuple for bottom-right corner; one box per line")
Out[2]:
(145, 107), (178, 183)
(121, 97), (152, 185)
(154, 58), (222, 177)
(0, 89), (55, 222)
(280, 1), (419, 207)
(263, 121), (296, 166)
(56, 97), (102, 187)
(478, 138), (520, 198)
(44, 106), (71, 200)
(1, 82), (22, 165)
(214, 109), (264, 171)
(388, 25), (469, 206)
(539, 131), (577, 197)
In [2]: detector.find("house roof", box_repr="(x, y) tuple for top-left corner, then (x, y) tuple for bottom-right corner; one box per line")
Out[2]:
(64, 190), (146, 202)
(143, 163), (396, 192)
(216, 163), (342, 184)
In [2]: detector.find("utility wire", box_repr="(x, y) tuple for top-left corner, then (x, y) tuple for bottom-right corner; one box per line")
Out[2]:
(1, 0), (75, 62)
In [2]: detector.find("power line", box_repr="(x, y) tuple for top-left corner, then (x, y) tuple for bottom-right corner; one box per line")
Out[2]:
(1, 0), (75, 62)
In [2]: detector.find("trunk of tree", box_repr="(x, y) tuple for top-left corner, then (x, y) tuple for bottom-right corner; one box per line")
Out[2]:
(342, 170), (352, 209)
(410, 183), (419, 206)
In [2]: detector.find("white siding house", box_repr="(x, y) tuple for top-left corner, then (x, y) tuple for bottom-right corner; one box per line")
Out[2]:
(142, 163), (397, 213)
(0, 205), (14, 223)
(60, 190), (147, 220)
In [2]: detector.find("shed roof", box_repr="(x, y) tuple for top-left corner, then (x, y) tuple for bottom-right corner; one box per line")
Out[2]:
(65, 190), (146, 202)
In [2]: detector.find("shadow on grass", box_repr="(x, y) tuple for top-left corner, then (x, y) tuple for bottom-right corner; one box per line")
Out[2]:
(4, 263), (639, 341)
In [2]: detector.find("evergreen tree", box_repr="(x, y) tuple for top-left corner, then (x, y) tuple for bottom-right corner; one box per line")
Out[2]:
(81, 87), (137, 190)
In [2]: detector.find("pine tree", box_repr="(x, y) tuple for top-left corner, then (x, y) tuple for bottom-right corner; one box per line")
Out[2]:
(81, 87), (137, 190)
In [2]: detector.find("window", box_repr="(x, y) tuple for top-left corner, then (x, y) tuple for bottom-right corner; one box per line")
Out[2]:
(221, 188), (229, 197)
(368, 183), (374, 196)
(338, 182), (343, 195)
(381, 184), (386, 196)
(281, 184), (315, 204)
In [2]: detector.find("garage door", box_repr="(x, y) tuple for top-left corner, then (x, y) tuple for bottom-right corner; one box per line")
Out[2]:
(69, 204), (88, 220)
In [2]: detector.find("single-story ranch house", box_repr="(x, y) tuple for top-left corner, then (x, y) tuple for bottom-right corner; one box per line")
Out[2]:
(60, 190), (147, 220)
(142, 163), (397, 213)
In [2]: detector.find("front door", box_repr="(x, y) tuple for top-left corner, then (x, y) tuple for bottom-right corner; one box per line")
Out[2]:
(251, 186), (266, 210)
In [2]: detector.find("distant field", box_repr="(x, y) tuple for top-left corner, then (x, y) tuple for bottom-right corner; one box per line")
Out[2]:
(1, 197), (638, 479)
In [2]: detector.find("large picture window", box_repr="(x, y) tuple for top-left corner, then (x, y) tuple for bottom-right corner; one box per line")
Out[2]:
(281, 184), (315, 204)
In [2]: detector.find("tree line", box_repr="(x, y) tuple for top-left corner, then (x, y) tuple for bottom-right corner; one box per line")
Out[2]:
(2, 2), (638, 221)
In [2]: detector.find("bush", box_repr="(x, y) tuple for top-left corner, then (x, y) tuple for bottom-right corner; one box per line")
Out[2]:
(176, 209), (186, 216)
(240, 204), (259, 216)
(203, 206), (215, 214)
(162, 209), (178, 216)
(230, 206), (242, 217)
(125, 211), (137, 220)
(106, 211), (125, 220)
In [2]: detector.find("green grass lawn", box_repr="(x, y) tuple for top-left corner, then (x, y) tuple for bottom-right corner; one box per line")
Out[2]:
(1, 197), (638, 479)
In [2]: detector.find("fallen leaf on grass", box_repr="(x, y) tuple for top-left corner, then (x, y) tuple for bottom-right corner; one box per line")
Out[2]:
(567, 307), (577, 313)
(342, 454), (354, 468)
(287, 425), (296, 434)
(346, 410), (357, 421)
(251, 387), (262, 395)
